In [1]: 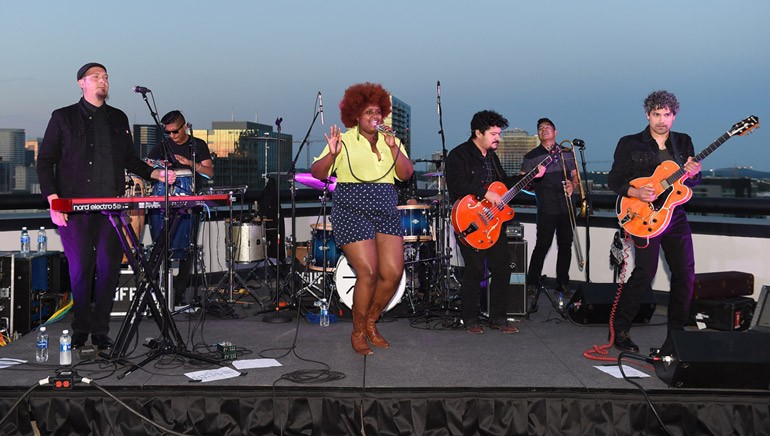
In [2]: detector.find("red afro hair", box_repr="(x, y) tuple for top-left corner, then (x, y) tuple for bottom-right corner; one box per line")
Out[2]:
(339, 82), (392, 128)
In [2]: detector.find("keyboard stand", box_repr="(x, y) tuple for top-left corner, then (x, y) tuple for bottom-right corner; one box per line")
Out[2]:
(104, 208), (220, 378)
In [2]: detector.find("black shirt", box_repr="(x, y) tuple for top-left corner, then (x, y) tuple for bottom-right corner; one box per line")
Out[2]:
(521, 144), (576, 214)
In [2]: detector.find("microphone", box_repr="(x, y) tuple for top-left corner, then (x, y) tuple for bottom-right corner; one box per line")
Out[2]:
(275, 117), (283, 128)
(318, 92), (324, 126)
(573, 138), (586, 148)
(132, 85), (151, 94)
(436, 81), (441, 114)
(375, 124), (396, 136)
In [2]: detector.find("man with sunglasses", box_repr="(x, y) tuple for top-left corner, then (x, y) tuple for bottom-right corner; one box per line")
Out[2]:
(147, 110), (214, 305)
(37, 62), (176, 351)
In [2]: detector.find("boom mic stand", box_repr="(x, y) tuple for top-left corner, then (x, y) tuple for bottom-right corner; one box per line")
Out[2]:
(574, 139), (593, 282)
(282, 95), (323, 311)
(137, 89), (179, 313)
(263, 117), (293, 323)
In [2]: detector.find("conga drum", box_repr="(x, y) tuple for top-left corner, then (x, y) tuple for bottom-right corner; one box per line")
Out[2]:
(122, 173), (146, 264)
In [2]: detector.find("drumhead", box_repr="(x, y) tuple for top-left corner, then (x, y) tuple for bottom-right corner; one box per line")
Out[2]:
(396, 204), (431, 210)
(334, 255), (405, 312)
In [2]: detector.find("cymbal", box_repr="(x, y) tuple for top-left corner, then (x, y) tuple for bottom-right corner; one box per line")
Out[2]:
(293, 172), (337, 192)
(422, 172), (443, 178)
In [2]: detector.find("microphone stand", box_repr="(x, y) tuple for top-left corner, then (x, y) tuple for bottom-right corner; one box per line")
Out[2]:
(138, 90), (179, 314)
(286, 102), (322, 310)
(435, 81), (455, 320)
(263, 117), (292, 323)
(576, 142), (592, 282)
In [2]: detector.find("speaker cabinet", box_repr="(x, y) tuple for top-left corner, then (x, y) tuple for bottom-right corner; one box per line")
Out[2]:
(655, 330), (770, 389)
(694, 271), (754, 300)
(567, 282), (656, 325)
(0, 252), (63, 335)
(483, 240), (527, 317)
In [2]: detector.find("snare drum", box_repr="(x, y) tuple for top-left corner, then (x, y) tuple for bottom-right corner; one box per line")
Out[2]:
(334, 255), (406, 312)
(148, 174), (194, 259)
(309, 223), (340, 271)
(397, 204), (433, 242)
(226, 222), (266, 263)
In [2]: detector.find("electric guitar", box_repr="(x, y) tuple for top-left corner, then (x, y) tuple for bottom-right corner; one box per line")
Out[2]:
(451, 154), (552, 250)
(616, 115), (759, 238)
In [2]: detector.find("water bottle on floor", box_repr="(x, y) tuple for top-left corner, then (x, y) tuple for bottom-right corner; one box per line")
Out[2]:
(60, 330), (72, 365)
(557, 291), (565, 311)
(37, 226), (48, 253)
(20, 227), (30, 255)
(36, 327), (49, 363)
(319, 298), (329, 327)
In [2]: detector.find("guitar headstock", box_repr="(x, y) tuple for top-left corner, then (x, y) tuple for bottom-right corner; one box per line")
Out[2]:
(730, 115), (759, 137)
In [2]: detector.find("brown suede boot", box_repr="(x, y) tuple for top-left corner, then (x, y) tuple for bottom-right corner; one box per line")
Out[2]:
(365, 301), (389, 348)
(351, 307), (373, 355)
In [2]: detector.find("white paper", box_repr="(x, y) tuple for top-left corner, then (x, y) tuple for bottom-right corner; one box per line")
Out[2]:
(0, 358), (26, 369)
(595, 364), (651, 379)
(232, 358), (282, 370)
(185, 366), (242, 382)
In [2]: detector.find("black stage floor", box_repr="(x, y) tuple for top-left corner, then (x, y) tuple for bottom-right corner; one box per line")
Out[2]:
(1, 278), (769, 435)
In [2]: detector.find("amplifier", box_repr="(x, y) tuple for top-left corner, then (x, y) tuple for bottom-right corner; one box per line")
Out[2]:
(568, 282), (656, 325)
(690, 296), (756, 331)
(693, 271), (754, 300)
(505, 222), (524, 241)
(0, 251), (63, 335)
(482, 240), (528, 317)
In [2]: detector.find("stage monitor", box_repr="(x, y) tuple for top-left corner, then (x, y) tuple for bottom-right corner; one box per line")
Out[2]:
(749, 285), (770, 333)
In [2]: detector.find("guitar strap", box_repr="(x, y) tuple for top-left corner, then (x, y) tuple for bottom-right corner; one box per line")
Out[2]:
(668, 133), (683, 165)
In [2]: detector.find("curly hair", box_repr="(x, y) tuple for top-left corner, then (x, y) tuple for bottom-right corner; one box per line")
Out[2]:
(339, 82), (392, 128)
(469, 110), (509, 139)
(643, 90), (680, 116)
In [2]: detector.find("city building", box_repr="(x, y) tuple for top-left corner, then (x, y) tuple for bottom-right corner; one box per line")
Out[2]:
(498, 128), (539, 175)
(387, 96), (411, 156)
(132, 124), (160, 159)
(0, 129), (25, 165)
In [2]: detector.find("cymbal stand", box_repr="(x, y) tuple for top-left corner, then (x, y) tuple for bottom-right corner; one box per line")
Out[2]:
(295, 187), (334, 306)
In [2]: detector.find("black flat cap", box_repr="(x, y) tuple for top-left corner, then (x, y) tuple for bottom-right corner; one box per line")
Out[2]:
(76, 62), (106, 80)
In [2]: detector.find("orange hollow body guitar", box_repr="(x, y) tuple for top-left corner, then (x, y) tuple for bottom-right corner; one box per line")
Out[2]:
(451, 155), (552, 250)
(616, 115), (759, 238)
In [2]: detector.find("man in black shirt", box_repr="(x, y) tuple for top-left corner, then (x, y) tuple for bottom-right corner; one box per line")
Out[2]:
(37, 62), (176, 350)
(446, 110), (543, 334)
(608, 90), (701, 352)
(521, 118), (579, 296)
(147, 110), (214, 304)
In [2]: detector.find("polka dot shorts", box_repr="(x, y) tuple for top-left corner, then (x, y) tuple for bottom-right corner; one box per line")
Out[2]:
(331, 183), (402, 246)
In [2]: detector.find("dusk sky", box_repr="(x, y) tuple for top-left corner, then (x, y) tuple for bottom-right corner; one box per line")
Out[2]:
(3, 1), (768, 172)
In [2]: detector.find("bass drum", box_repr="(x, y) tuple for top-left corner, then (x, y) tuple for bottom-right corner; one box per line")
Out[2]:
(334, 255), (406, 312)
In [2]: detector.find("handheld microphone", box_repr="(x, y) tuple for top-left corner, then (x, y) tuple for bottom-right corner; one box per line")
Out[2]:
(573, 138), (586, 148)
(132, 85), (151, 94)
(375, 124), (396, 136)
(436, 81), (441, 114)
(318, 92), (324, 125)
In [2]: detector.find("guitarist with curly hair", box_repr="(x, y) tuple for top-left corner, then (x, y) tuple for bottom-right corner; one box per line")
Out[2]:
(608, 90), (702, 353)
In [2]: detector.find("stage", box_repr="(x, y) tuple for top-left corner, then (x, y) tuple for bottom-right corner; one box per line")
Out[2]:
(0, 278), (768, 435)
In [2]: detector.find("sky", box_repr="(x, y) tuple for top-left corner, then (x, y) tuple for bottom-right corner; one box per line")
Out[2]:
(2, 1), (768, 172)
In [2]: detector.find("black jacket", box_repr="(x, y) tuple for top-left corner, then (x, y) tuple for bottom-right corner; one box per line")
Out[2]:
(37, 98), (153, 199)
(608, 126), (701, 197)
(445, 139), (516, 203)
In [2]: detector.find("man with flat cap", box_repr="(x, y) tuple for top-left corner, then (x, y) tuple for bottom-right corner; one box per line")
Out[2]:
(37, 62), (176, 351)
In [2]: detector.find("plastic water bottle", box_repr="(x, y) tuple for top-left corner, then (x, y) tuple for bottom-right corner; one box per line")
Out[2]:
(557, 291), (565, 311)
(20, 227), (30, 255)
(37, 226), (48, 253)
(319, 298), (330, 327)
(36, 327), (49, 363)
(59, 330), (72, 365)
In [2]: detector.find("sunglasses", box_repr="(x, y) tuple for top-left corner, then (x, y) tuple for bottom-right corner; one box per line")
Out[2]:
(164, 126), (185, 135)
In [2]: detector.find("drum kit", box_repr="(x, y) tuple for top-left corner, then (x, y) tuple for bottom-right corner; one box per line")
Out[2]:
(289, 170), (457, 317)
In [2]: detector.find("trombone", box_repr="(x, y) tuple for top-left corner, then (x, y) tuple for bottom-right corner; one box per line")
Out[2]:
(557, 140), (586, 271)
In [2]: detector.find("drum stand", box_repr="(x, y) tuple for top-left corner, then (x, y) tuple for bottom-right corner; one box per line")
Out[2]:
(211, 188), (265, 307)
(293, 187), (334, 308)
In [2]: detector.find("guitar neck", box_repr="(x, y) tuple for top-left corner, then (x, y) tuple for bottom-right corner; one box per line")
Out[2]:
(501, 155), (553, 204)
(664, 130), (733, 185)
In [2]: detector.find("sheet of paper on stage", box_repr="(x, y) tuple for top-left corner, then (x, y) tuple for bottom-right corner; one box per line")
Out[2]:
(0, 358), (26, 369)
(595, 365), (650, 379)
(232, 358), (282, 370)
(185, 366), (242, 382)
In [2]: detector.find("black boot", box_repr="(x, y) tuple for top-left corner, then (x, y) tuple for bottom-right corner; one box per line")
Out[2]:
(614, 331), (639, 352)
